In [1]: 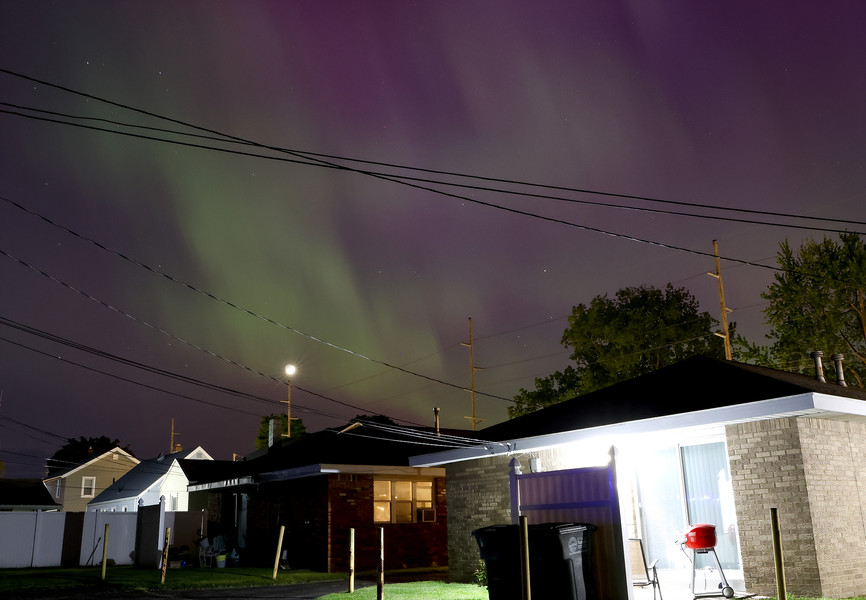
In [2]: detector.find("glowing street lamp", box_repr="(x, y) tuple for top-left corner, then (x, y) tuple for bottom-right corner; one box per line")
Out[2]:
(282, 364), (297, 438)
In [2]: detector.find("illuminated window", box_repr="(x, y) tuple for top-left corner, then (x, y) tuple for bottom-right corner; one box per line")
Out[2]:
(81, 476), (96, 498)
(373, 479), (435, 523)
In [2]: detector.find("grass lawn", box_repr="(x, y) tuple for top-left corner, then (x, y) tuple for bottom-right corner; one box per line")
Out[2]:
(0, 565), (345, 594)
(319, 581), (488, 600)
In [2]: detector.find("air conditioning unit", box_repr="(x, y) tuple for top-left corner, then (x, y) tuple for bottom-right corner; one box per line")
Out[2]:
(419, 508), (436, 522)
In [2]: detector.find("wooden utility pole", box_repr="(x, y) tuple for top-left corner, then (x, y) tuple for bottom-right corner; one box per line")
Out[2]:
(461, 317), (483, 431)
(708, 240), (733, 360)
(169, 417), (180, 453)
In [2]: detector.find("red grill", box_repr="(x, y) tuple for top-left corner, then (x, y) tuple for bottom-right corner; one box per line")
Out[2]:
(684, 523), (717, 550)
(678, 523), (737, 598)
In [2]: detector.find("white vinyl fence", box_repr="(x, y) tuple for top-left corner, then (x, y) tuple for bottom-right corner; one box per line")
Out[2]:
(0, 499), (203, 568)
(0, 511), (66, 567)
(80, 511), (138, 566)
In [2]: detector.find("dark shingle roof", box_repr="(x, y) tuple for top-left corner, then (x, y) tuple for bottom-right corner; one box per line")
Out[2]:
(480, 355), (866, 441)
(0, 478), (59, 509)
(179, 425), (459, 486)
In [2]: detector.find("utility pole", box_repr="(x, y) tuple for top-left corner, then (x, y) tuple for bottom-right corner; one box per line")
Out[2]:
(707, 240), (733, 360)
(169, 417), (181, 453)
(461, 317), (483, 431)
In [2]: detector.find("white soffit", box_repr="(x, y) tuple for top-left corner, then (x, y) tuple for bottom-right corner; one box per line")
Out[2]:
(410, 391), (866, 467)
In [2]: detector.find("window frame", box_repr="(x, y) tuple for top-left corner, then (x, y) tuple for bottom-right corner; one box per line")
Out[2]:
(373, 478), (435, 524)
(81, 476), (96, 498)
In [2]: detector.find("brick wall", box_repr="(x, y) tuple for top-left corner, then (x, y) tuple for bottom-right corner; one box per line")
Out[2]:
(445, 455), (514, 582)
(726, 418), (820, 596)
(327, 474), (448, 573)
(726, 416), (866, 598)
(798, 418), (866, 598)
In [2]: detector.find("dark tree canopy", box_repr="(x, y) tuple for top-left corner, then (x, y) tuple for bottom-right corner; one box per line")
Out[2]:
(255, 414), (307, 449)
(741, 233), (866, 387)
(47, 436), (134, 476)
(510, 284), (729, 418)
(350, 414), (398, 426)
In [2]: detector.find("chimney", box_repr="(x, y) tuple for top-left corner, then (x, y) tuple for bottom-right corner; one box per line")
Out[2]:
(810, 351), (826, 383)
(831, 353), (848, 386)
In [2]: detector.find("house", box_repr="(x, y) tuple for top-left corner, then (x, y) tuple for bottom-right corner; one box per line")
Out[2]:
(410, 354), (866, 599)
(179, 423), (451, 572)
(0, 479), (60, 511)
(88, 446), (213, 513)
(42, 447), (138, 512)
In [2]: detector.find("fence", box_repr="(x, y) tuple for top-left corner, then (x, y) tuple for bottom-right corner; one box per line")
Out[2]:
(0, 501), (206, 569)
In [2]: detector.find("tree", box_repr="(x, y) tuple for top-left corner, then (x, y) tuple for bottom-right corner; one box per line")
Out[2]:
(753, 233), (866, 387)
(349, 414), (398, 426)
(255, 414), (307, 449)
(47, 436), (134, 476)
(510, 284), (730, 418)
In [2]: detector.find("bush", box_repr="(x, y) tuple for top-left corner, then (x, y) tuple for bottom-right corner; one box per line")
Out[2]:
(473, 560), (487, 587)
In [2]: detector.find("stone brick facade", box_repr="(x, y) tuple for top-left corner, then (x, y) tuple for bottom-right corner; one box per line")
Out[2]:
(726, 417), (866, 598)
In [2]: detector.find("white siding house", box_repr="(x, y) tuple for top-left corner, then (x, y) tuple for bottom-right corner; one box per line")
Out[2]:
(88, 446), (212, 512)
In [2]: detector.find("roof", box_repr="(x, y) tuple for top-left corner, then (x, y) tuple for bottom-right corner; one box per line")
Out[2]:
(480, 356), (866, 441)
(0, 479), (59, 510)
(180, 425), (457, 490)
(410, 356), (866, 466)
(43, 447), (138, 481)
(90, 446), (211, 504)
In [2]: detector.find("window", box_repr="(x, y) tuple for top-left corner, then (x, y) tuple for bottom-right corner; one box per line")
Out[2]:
(81, 476), (96, 498)
(54, 480), (61, 498)
(373, 479), (435, 523)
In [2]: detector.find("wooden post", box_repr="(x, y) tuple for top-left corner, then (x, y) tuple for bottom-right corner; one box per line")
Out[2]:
(519, 515), (531, 600)
(272, 525), (285, 580)
(160, 527), (171, 584)
(377, 527), (384, 600)
(771, 508), (786, 600)
(100, 523), (110, 581)
(348, 528), (355, 593)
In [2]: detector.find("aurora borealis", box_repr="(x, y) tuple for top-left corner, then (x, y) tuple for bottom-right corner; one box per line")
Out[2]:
(1, 2), (865, 477)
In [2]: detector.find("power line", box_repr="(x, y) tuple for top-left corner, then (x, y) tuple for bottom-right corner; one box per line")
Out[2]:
(3, 104), (863, 238)
(2, 71), (864, 231)
(0, 197), (514, 403)
(0, 315), (426, 425)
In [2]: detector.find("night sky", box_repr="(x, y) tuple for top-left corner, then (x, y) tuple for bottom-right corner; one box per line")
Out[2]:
(1, 2), (865, 478)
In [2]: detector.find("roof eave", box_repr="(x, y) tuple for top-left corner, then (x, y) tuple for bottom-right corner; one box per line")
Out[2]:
(410, 392), (861, 467)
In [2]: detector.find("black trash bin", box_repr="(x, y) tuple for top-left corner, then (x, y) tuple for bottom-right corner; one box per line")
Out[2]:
(472, 523), (596, 600)
(472, 525), (523, 600)
(529, 522), (596, 600)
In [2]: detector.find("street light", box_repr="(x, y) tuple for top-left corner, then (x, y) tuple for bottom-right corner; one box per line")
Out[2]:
(282, 364), (297, 438)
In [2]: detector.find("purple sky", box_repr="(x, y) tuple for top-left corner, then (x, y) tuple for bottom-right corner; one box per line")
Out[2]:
(1, 1), (865, 478)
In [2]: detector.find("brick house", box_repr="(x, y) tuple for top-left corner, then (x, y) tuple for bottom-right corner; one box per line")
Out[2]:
(179, 423), (450, 572)
(410, 355), (866, 599)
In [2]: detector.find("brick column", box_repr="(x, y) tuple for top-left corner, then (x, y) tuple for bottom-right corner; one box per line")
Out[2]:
(726, 418), (821, 597)
(445, 455), (513, 582)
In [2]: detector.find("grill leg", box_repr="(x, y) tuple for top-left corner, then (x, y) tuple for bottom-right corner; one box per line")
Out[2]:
(710, 548), (734, 598)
